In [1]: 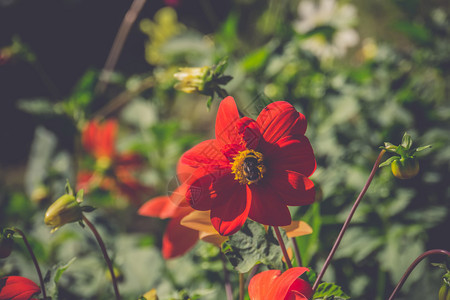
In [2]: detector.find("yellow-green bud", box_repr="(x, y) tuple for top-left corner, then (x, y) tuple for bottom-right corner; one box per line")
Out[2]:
(44, 194), (83, 233)
(174, 66), (209, 94)
(439, 283), (450, 300)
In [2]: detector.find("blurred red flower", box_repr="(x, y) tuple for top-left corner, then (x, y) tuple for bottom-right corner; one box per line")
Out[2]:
(78, 119), (151, 205)
(248, 267), (313, 300)
(0, 276), (40, 300)
(180, 96), (316, 235)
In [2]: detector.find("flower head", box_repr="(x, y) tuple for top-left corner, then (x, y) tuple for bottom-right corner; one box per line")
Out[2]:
(0, 276), (41, 300)
(248, 267), (313, 300)
(174, 66), (210, 94)
(44, 194), (83, 233)
(180, 96), (316, 236)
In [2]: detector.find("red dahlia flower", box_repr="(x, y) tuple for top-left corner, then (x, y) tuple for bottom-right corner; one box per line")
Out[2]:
(0, 276), (40, 300)
(248, 267), (313, 300)
(180, 96), (316, 235)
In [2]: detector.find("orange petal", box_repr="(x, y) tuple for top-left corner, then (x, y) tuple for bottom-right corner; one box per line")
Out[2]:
(281, 221), (313, 238)
(199, 231), (228, 247)
(180, 210), (216, 233)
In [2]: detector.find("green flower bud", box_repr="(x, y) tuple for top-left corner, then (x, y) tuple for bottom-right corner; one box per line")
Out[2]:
(0, 229), (14, 259)
(391, 157), (420, 179)
(439, 283), (450, 300)
(44, 194), (83, 233)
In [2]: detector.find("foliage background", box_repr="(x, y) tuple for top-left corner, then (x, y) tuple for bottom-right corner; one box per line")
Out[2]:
(0, 0), (449, 299)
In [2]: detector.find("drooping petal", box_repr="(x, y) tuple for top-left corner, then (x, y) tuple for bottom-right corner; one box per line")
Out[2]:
(215, 96), (242, 148)
(162, 216), (199, 259)
(265, 135), (316, 177)
(139, 196), (192, 219)
(248, 270), (280, 300)
(0, 276), (41, 300)
(256, 101), (307, 144)
(281, 221), (313, 238)
(209, 177), (249, 235)
(185, 170), (234, 211)
(248, 184), (292, 226)
(267, 267), (310, 300)
(268, 170), (315, 206)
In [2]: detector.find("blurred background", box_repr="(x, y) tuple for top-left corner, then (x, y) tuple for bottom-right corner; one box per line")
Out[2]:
(0, 0), (449, 299)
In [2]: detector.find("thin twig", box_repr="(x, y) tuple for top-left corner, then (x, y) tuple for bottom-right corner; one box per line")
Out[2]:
(291, 237), (302, 267)
(274, 226), (293, 269)
(82, 215), (121, 300)
(13, 228), (47, 299)
(312, 150), (386, 291)
(388, 249), (450, 300)
(220, 252), (233, 300)
(95, 0), (147, 94)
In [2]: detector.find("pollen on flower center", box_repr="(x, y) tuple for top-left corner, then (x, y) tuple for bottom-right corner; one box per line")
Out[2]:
(231, 149), (266, 185)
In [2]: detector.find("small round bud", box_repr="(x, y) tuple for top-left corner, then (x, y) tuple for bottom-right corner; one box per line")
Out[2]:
(0, 230), (14, 259)
(44, 194), (83, 233)
(391, 157), (419, 179)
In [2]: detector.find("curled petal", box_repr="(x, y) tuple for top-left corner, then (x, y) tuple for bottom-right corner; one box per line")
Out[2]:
(256, 101), (307, 143)
(0, 276), (41, 300)
(248, 270), (280, 300)
(267, 267), (310, 300)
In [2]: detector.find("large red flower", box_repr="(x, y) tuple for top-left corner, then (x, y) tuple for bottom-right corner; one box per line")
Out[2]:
(0, 276), (40, 300)
(180, 96), (316, 235)
(248, 267), (313, 300)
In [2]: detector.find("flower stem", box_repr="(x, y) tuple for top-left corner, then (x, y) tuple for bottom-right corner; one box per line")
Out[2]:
(82, 215), (121, 300)
(291, 237), (302, 267)
(220, 252), (233, 300)
(95, 0), (147, 94)
(387, 249), (450, 300)
(312, 150), (386, 291)
(274, 226), (292, 269)
(239, 273), (245, 300)
(13, 228), (47, 299)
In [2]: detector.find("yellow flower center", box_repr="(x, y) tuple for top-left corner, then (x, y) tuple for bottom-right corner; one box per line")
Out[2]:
(231, 150), (266, 185)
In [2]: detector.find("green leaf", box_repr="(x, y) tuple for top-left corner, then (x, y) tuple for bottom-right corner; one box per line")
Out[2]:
(17, 98), (59, 116)
(241, 48), (270, 73)
(45, 257), (77, 298)
(313, 282), (350, 299)
(223, 220), (286, 273)
(65, 179), (74, 196)
(379, 156), (399, 168)
(76, 189), (84, 203)
(213, 57), (229, 76)
(414, 145), (432, 152)
(401, 132), (413, 150)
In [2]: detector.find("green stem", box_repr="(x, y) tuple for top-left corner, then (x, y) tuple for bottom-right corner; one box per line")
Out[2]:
(82, 215), (121, 300)
(274, 226), (292, 269)
(13, 228), (47, 299)
(312, 150), (386, 291)
(220, 252), (233, 300)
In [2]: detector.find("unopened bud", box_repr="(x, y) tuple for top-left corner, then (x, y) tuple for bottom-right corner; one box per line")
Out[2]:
(44, 194), (83, 233)
(0, 229), (14, 259)
(174, 66), (210, 93)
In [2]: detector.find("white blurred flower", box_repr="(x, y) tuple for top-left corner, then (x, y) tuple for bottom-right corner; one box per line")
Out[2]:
(294, 0), (359, 61)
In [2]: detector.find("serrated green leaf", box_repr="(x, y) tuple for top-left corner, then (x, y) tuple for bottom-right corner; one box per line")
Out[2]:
(223, 220), (286, 273)
(313, 282), (350, 299)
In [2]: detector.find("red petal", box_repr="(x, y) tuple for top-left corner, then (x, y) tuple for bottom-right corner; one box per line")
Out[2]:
(82, 120), (117, 159)
(209, 176), (249, 236)
(265, 135), (316, 177)
(256, 102), (307, 144)
(248, 184), (291, 226)
(268, 170), (315, 206)
(267, 267), (310, 300)
(162, 216), (199, 259)
(286, 278), (313, 300)
(248, 270), (281, 300)
(236, 117), (261, 150)
(139, 196), (192, 219)
(181, 139), (229, 172)
(0, 276), (41, 300)
(215, 96), (242, 148)
(286, 290), (309, 300)
(185, 170), (234, 211)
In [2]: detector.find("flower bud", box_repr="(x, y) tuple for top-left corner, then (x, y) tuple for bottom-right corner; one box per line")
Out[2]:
(174, 66), (210, 93)
(0, 229), (14, 259)
(439, 283), (450, 300)
(391, 157), (419, 179)
(44, 194), (83, 233)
